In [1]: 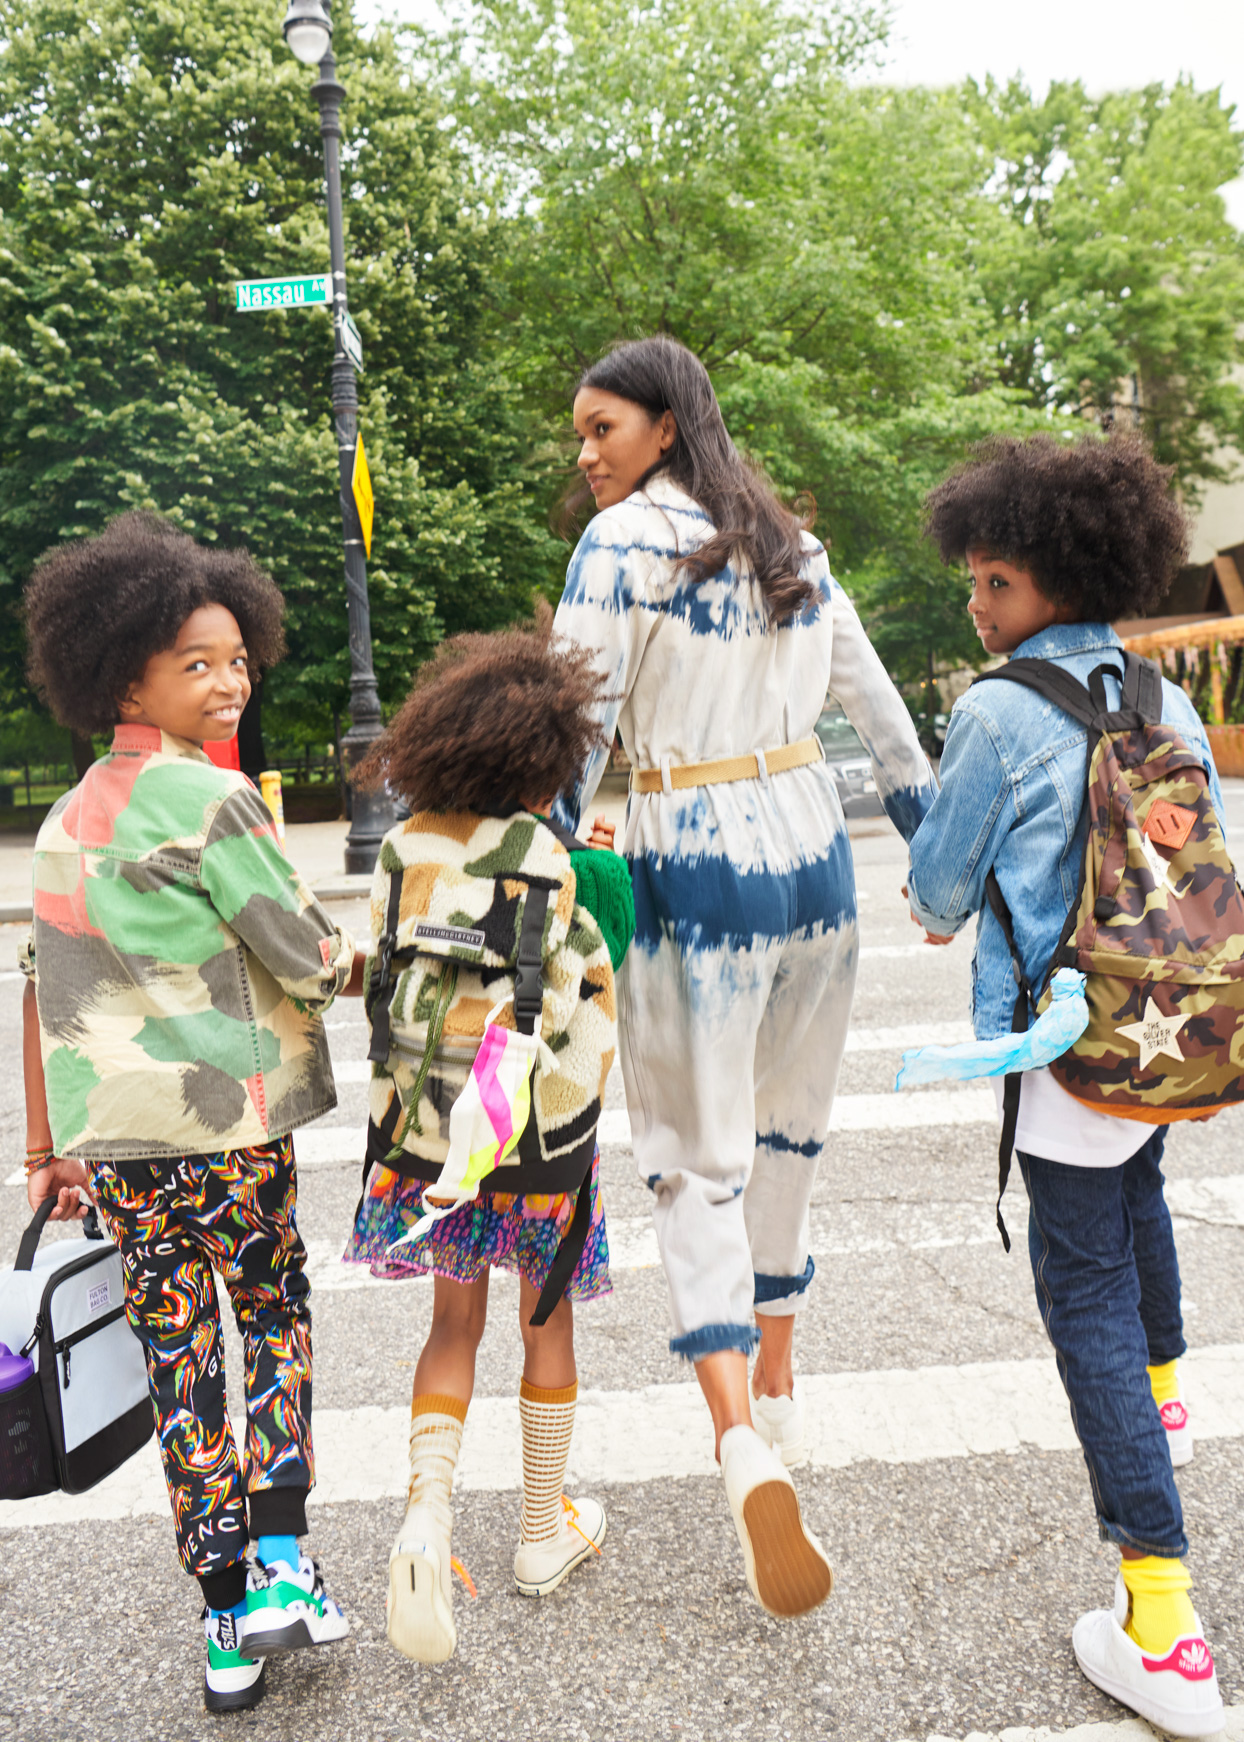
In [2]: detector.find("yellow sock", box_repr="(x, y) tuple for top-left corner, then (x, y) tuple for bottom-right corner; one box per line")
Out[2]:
(1147, 1360), (1180, 1409)
(1121, 1555), (1197, 1655)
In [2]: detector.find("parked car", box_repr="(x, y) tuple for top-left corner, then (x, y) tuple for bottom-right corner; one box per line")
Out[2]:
(912, 711), (950, 759)
(814, 709), (884, 818)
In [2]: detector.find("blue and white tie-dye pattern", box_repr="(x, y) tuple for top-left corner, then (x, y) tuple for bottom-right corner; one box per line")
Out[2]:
(555, 475), (935, 1359)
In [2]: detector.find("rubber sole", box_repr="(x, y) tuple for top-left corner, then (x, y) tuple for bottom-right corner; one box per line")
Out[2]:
(243, 1609), (349, 1658)
(514, 1510), (608, 1597)
(1073, 1643), (1224, 1739)
(204, 1662), (265, 1713)
(740, 1479), (833, 1618)
(387, 1547), (456, 1664)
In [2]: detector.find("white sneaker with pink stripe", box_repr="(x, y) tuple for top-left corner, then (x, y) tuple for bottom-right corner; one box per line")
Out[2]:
(1161, 1396), (1195, 1467)
(1073, 1601), (1224, 1737)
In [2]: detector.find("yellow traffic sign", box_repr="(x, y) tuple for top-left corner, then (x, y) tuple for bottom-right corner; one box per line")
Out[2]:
(352, 434), (374, 557)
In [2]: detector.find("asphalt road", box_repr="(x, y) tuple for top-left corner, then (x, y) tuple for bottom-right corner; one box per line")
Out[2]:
(0, 804), (1241, 1742)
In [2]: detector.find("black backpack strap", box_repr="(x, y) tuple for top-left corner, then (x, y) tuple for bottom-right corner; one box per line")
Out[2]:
(1121, 652), (1164, 723)
(534, 812), (585, 857)
(357, 1091), (403, 1222)
(513, 884), (551, 1036)
(984, 869), (1033, 1254)
(367, 868), (405, 1065)
(972, 658), (1097, 728)
(16, 1198), (57, 1271)
(526, 1148), (596, 1327)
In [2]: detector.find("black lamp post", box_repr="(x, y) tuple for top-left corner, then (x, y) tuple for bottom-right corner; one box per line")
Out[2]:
(282, 0), (394, 874)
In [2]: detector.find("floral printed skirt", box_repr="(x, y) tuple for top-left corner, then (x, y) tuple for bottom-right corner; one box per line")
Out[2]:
(343, 1148), (611, 1301)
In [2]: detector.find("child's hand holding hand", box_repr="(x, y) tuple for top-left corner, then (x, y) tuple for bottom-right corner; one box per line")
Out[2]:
(586, 815), (616, 852)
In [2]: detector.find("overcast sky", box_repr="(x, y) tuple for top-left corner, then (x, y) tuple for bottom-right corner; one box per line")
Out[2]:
(873, 0), (1242, 222)
(362, 0), (1243, 224)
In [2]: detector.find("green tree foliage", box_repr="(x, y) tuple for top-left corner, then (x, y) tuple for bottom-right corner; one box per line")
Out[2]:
(425, 2), (1243, 690)
(971, 79), (1244, 489)
(0, 0), (557, 730)
(421, 0), (1056, 689)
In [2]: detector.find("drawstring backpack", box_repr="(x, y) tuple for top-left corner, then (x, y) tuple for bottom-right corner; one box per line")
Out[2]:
(901, 651), (1244, 1247)
(361, 815), (600, 1324)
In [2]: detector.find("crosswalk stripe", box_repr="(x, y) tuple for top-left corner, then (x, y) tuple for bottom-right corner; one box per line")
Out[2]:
(282, 1082), (1002, 1135)
(323, 1019), (978, 1064)
(298, 1172), (1243, 1292)
(4, 1343), (1241, 1528)
(914, 1710), (1244, 1742)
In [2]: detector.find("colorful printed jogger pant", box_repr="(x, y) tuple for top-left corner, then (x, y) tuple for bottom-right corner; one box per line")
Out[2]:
(90, 1136), (313, 1608)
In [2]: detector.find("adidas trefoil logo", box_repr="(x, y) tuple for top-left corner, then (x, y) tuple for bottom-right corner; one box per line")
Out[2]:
(1179, 1640), (1212, 1677)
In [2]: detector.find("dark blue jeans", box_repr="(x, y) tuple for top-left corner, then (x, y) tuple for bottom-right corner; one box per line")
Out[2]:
(1018, 1126), (1187, 1557)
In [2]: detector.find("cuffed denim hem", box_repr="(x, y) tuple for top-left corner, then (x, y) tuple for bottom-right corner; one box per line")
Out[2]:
(754, 1255), (815, 1309)
(1097, 1514), (1189, 1559)
(670, 1323), (761, 1362)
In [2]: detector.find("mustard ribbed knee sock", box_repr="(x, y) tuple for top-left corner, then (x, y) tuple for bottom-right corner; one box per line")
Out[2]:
(518, 1379), (577, 1546)
(1121, 1554), (1198, 1655)
(405, 1393), (467, 1537)
(1147, 1359), (1180, 1408)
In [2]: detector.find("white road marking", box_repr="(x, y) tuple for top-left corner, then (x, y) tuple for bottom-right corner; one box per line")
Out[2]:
(846, 1022), (975, 1052)
(1167, 1174), (1244, 1228)
(5, 1344), (1241, 1526)
(915, 1709), (1244, 1742)
(859, 940), (969, 959)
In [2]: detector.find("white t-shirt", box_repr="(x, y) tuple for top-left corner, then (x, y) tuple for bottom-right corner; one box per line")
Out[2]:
(992, 1067), (1152, 1168)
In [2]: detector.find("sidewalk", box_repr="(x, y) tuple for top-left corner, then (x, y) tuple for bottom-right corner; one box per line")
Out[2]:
(6, 780), (1241, 921)
(0, 792), (636, 919)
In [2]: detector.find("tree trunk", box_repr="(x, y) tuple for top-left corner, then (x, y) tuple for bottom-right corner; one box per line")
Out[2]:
(70, 733), (96, 782)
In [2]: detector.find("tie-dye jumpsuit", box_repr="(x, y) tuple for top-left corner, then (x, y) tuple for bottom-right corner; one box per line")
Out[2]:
(555, 477), (935, 1360)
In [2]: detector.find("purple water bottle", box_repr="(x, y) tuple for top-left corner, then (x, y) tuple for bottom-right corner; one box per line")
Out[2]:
(0, 1340), (52, 1498)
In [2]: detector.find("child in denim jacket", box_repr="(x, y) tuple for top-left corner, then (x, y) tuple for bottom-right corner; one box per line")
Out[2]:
(906, 434), (1226, 1740)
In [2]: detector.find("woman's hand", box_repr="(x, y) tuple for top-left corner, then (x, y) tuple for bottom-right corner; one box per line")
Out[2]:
(342, 947), (369, 996)
(586, 815), (616, 851)
(26, 1158), (91, 1222)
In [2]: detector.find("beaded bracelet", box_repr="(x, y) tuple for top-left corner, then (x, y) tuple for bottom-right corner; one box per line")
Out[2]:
(25, 1146), (55, 1176)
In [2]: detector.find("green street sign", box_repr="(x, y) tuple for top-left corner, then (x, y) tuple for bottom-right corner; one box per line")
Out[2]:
(234, 273), (331, 312)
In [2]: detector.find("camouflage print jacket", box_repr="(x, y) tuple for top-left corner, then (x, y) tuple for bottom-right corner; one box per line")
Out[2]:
(365, 811), (616, 1167)
(22, 724), (354, 1161)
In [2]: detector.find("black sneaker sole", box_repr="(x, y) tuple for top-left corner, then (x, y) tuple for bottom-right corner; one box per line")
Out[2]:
(204, 1662), (266, 1713)
(242, 1618), (317, 1657)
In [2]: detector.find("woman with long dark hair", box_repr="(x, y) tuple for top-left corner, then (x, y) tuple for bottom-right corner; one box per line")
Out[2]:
(554, 336), (935, 1618)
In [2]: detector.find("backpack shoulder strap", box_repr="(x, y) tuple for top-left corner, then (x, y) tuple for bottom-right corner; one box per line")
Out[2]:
(983, 869), (1032, 1256)
(513, 882), (551, 1036)
(1121, 651), (1164, 724)
(972, 658), (1097, 728)
(532, 812), (584, 857)
(366, 867), (404, 1064)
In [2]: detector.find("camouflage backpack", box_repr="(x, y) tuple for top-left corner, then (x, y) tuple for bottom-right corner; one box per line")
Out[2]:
(361, 811), (609, 1323)
(974, 652), (1244, 1246)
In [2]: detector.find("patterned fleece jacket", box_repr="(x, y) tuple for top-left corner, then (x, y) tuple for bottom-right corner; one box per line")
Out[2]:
(364, 810), (616, 1167)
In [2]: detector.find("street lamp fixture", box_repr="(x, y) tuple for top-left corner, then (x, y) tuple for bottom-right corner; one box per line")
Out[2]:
(282, 0), (331, 65)
(280, 0), (395, 875)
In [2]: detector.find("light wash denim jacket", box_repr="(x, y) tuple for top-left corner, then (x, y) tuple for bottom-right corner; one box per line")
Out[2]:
(906, 623), (1226, 1041)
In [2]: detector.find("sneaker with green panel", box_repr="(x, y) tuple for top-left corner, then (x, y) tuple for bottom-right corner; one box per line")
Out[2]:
(203, 1607), (265, 1713)
(241, 1554), (350, 1657)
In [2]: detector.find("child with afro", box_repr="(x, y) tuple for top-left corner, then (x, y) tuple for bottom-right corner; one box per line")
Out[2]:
(342, 606), (634, 1665)
(21, 511), (363, 1714)
(906, 434), (1227, 1738)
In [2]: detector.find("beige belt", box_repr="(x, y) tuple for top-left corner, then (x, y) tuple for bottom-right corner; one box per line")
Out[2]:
(630, 737), (824, 794)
